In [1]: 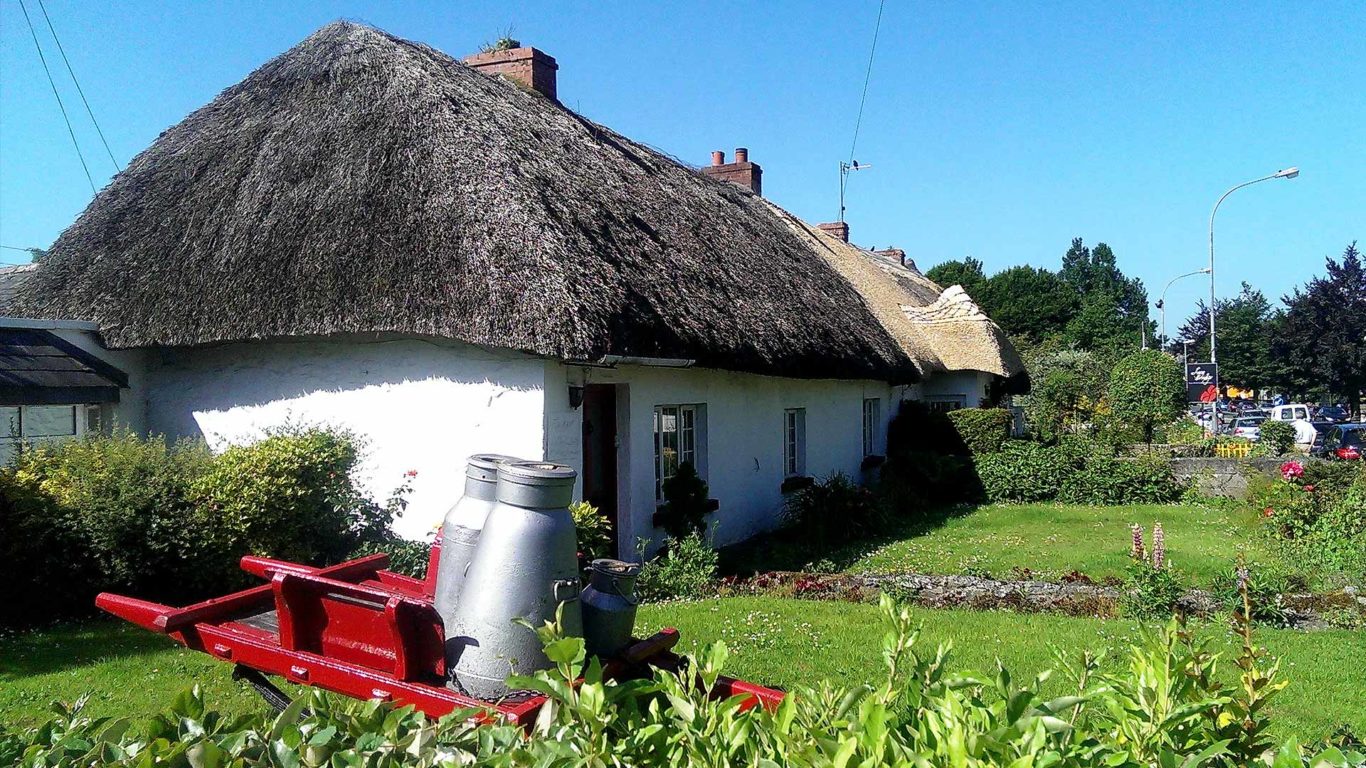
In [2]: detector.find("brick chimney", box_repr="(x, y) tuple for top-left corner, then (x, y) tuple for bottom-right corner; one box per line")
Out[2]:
(701, 148), (763, 196)
(817, 221), (849, 242)
(463, 46), (558, 100)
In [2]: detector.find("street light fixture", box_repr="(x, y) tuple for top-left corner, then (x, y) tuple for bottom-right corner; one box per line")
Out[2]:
(1207, 166), (1299, 434)
(1156, 267), (1211, 348)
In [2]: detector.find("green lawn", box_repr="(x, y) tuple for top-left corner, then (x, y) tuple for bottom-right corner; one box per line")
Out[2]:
(5, 601), (1361, 742)
(641, 597), (1364, 742)
(845, 502), (1279, 585)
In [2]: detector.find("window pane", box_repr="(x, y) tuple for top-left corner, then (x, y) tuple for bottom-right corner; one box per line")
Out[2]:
(21, 406), (77, 438)
(0, 407), (18, 439)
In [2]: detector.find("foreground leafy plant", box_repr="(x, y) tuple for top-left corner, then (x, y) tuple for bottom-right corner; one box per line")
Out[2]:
(8, 595), (1364, 767)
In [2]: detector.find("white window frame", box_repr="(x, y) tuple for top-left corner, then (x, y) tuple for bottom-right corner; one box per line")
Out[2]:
(862, 398), (882, 457)
(926, 395), (966, 414)
(783, 408), (806, 477)
(654, 404), (702, 502)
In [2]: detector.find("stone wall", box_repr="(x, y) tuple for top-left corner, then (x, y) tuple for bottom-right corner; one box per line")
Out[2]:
(1169, 457), (1286, 499)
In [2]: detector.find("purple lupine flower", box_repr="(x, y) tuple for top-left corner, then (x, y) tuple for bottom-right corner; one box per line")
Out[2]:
(1151, 523), (1166, 570)
(1130, 524), (1145, 561)
(1236, 565), (1250, 591)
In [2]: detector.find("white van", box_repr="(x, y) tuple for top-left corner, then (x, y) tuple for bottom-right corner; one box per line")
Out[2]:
(1270, 404), (1313, 422)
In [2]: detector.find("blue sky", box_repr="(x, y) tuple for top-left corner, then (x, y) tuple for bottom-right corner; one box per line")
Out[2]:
(2, 1), (1362, 326)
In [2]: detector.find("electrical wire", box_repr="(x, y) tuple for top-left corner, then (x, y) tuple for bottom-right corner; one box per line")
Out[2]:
(36, 0), (121, 172)
(18, 0), (97, 195)
(847, 0), (886, 165)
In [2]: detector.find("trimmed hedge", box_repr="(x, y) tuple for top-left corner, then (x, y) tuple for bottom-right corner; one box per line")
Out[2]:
(947, 407), (1013, 455)
(0, 429), (407, 628)
(974, 439), (1185, 505)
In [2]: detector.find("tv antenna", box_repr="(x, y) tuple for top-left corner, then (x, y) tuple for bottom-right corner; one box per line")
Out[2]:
(838, 160), (872, 222)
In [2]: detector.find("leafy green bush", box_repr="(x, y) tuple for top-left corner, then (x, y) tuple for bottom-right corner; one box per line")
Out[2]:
(946, 407), (1012, 455)
(783, 472), (882, 545)
(570, 500), (615, 563)
(973, 441), (1072, 502)
(886, 399), (965, 455)
(1259, 419), (1297, 456)
(0, 428), (404, 628)
(636, 531), (717, 602)
(1108, 349), (1185, 444)
(1059, 453), (1185, 505)
(1211, 563), (1291, 626)
(877, 451), (982, 511)
(657, 462), (711, 541)
(10, 595), (1359, 768)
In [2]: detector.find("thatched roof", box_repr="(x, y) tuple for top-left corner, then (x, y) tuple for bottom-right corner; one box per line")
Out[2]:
(15, 22), (916, 382)
(0, 265), (34, 315)
(766, 207), (1027, 386)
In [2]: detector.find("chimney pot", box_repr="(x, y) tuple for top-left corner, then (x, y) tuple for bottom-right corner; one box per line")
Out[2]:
(700, 147), (763, 196)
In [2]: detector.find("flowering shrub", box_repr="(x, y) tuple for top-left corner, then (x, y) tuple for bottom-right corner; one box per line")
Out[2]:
(1121, 523), (1185, 618)
(1281, 460), (1305, 481)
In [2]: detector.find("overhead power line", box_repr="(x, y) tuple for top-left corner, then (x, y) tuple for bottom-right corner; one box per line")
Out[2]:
(17, 0), (97, 195)
(37, 0), (121, 172)
(847, 0), (886, 165)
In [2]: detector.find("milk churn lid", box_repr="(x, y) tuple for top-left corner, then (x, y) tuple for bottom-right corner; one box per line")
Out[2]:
(466, 453), (518, 483)
(498, 461), (578, 487)
(590, 559), (641, 578)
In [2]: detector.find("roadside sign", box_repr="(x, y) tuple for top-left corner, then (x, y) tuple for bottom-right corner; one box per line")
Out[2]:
(1186, 362), (1218, 403)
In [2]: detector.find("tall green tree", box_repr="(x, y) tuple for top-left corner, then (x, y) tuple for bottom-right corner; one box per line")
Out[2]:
(1272, 243), (1366, 417)
(977, 266), (1078, 345)
(1174, 282), (1276, 393)
(1108, 349), (1185, 445)
(1058, 239), (1152, 358)
(925, 257), (988, 298)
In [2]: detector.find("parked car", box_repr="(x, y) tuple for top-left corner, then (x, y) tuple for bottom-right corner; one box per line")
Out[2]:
(1313, 405), (1349, 423)
(1229, 416), (1266, 440)
(1316, 424), (1365, 461)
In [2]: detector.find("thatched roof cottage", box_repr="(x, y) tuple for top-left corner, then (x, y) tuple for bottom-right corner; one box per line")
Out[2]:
(9, 22), (1023, 549)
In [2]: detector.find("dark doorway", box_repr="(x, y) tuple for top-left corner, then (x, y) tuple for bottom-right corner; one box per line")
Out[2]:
(580, 384), (619, 556)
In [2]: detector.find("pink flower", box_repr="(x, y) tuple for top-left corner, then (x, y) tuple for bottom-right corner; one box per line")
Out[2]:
(404, 469), (418, 478)
(1280, 461), (1304, 481)
(1130, 524), (1145, 561)
(1263, 507), (1275, 518)
(1304, 484), (1315, 493)
(1151, 523), (1166, 570)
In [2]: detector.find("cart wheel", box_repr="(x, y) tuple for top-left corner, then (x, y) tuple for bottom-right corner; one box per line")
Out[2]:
(231, 665), (293, 713)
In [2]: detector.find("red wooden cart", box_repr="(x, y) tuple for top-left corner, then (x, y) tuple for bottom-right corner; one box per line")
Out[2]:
(96, 540), (782, 725)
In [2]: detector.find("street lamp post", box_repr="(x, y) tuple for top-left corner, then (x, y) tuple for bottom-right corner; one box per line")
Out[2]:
(1156, 268), (1211, 348)
(1207, 166), (1299, 434)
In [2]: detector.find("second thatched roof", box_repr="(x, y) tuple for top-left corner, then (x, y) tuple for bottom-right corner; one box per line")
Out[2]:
(15, 22), (917, 382)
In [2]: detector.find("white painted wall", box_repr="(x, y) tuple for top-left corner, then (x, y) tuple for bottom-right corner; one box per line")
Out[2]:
(144, 336), (548, 539)
(134, 333), (934, 551)
(919, 370), (993, 408)
(543, 362), (895, 555)
(50, 329), (148, 434)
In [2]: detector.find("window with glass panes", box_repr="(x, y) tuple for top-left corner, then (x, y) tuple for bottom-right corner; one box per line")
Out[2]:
(654, 404), (697, 501)
(783, 408), (806, 477)
(862, 398), (881, 456)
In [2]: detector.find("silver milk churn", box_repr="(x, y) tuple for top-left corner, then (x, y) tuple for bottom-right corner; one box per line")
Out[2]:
(432, 454), (517, 628)
(580, 559), (641, 658)
(448, 461), (583, 698)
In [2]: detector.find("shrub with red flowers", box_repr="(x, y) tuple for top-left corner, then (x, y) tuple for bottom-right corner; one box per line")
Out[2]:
(1280, 460), (1304, 482)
